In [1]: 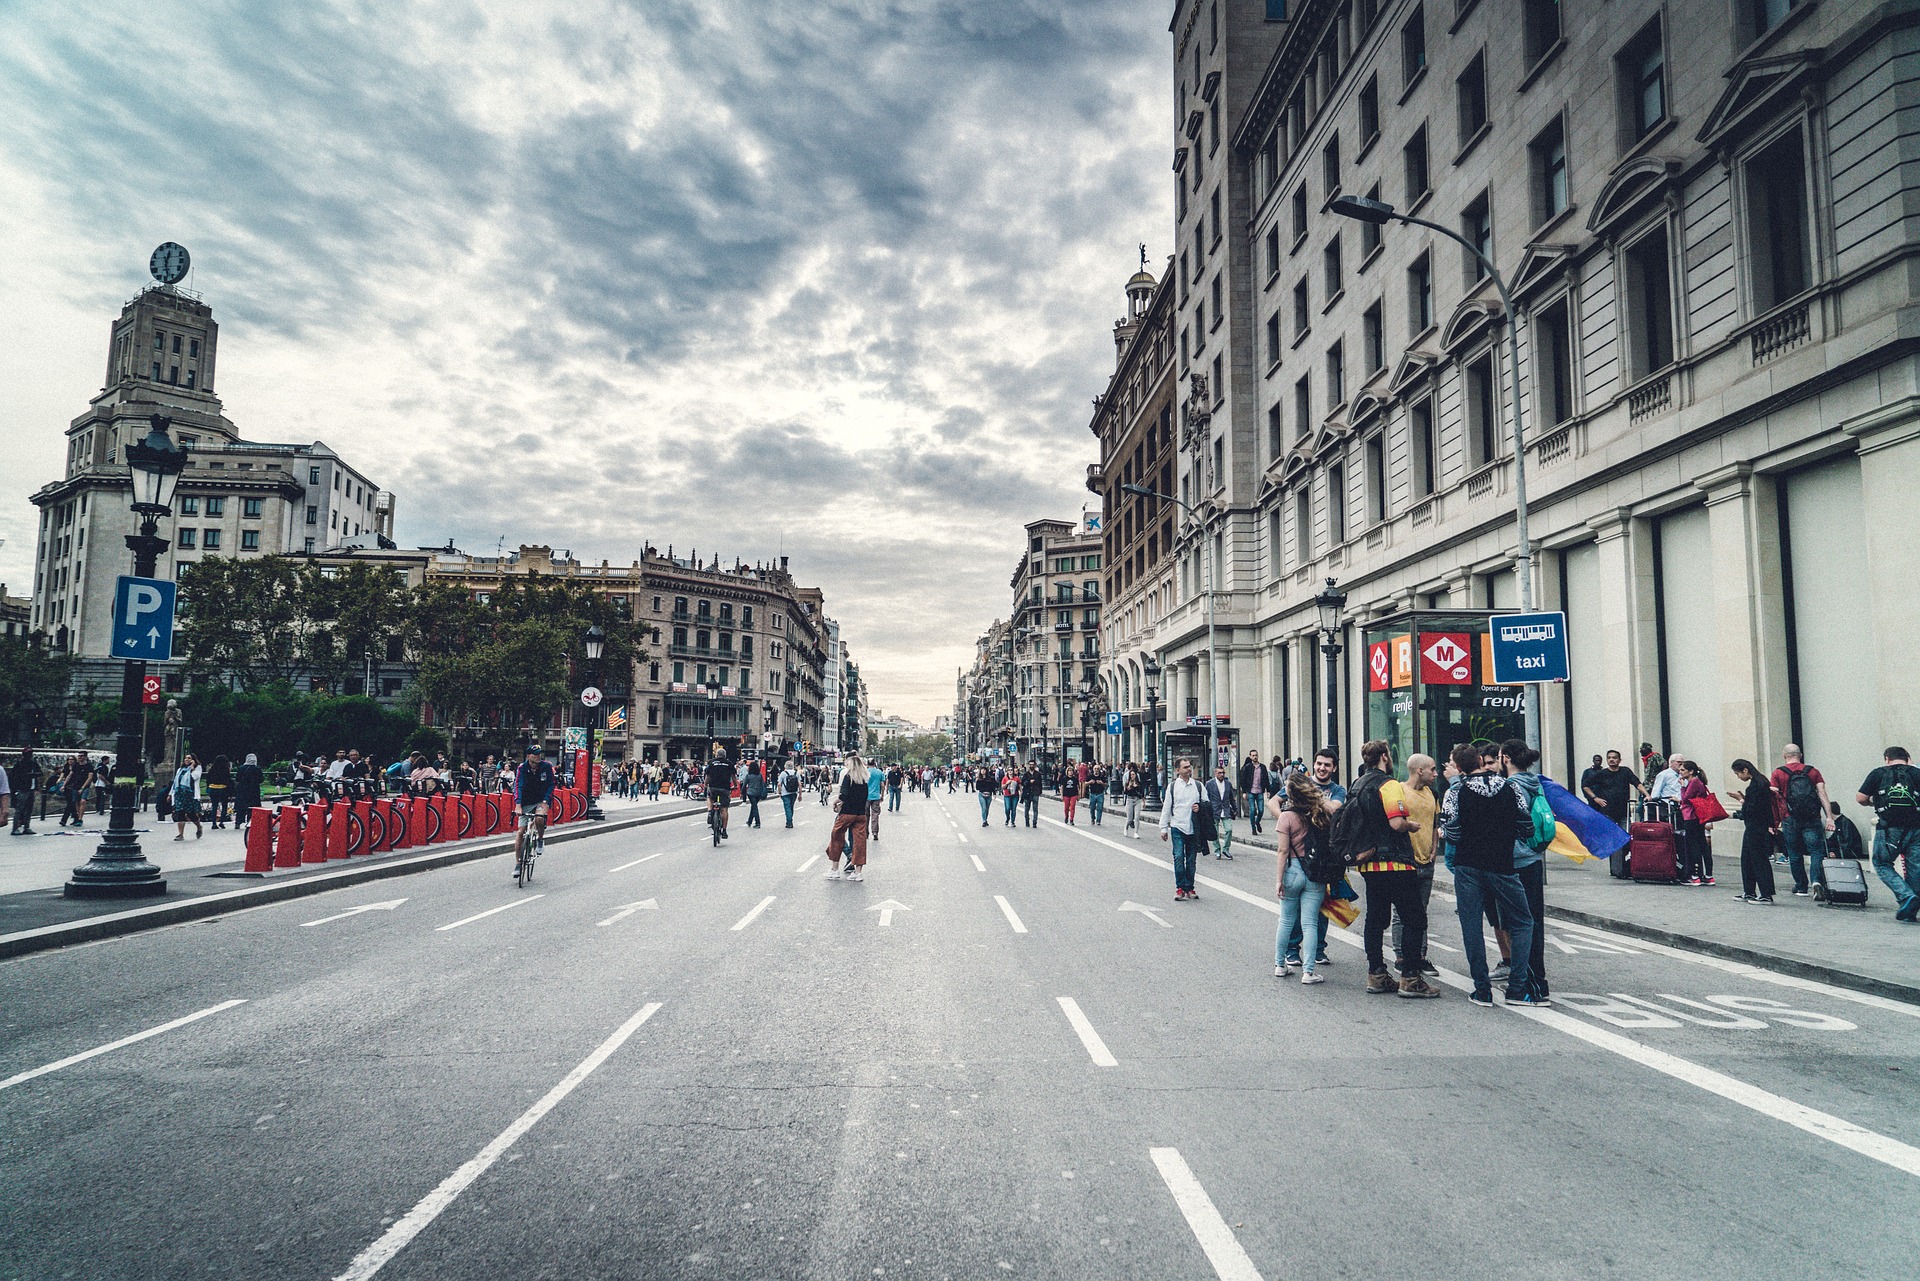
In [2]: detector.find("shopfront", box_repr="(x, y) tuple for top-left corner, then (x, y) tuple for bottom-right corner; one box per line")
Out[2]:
(1362, 611), (1526, 765)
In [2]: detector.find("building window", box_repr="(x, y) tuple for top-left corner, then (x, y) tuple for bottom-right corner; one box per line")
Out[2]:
(1327, 341), (1346, 408)
(303, 537), (315, 553)
(1210, 273), (1223, 324)
(1401, 5), (1426, 88)
(1363, 300), (1385, 372)
(1403, 127), (1429, 204)
(168, 365), (179, 384)
(1743, 0), (1799, 43)
(1324, 235), (1343, 299)
(181, 497), (200, 515)
(1211, 437), (1225, 489)
(204, 497), (224, 517)
(1360, 184), (1384, 258)
(1322, 135), (1340, 196)
(1456, 52), (1487, 146)
(1267, 0), (1287, 19)
(309, 467), (320, 484)
(1531, 118), (1569, 225)
(1211, 355), (1224, 403)
(185, 370), (196, 389)
(1358, 75), (1380, 146)
(172, 335), (182, 354)
(1195, 299), (1206, 346)
(1266, 311), (1282, 366)
(178, 528), (197, 549)
(154, 331), (164, 350)
(189, 338), (199, 357)
(1745, 126), (1811, 312)
(1411, 398), (1437, 495)
(1624, 228), (1676, 378)
(1619, 18), (1666, 146)
(1466, 355), (1498, 468)
(240, 530), (260, 552)
(1366, 435), (1388, 524)
(1524, 0), (1561, 63)
(1408, 252), (1434, 333)
(1328, 463), (1348, 544)
(1209, 187), (1221, 247)
(648, 702), (659, 727)
(151, 362), (161, 380)
(1268, 404), (1284, 458)
(1295, 487), (1313, 561)
(1294, 375), (1313, 437)
(1462, 192), (1492, 285)
(697, 599), (712, 618)
(242, 498), (262, 518)
(1293, 277), (1310, 336)
(1264, 226), (1282, 280)
(1291, 185), (1309, 242)
(1534, 297), (1575, 426)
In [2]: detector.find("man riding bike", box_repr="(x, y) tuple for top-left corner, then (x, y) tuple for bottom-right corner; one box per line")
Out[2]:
(705, 747), (738, 841)
(513, 744), (556, 878)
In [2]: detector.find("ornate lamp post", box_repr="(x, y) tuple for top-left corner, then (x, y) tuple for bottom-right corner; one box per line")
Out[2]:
(1143, 655), (1163, 808)
(1315, 578), (1348, 765)
(579, 624), (605, 820)
(1038, 701), (1050, 790)
(67, 416), (187, 899)
(704, 677), (721, 751)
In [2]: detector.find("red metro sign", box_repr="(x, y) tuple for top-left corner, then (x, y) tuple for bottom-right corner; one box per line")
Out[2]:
(1418, 632), (1473, 685)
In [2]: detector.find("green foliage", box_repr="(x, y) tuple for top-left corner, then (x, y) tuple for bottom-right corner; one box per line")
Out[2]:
(865, 733), (956, 769)
(406, 726), (448, 757)
(174, 686), (417, 767)
(0, 636), (76, 744)
(84, 699), (122, 736)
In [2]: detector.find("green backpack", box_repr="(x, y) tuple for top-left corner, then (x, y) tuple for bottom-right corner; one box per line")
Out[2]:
(1527, 790), (1558, 852)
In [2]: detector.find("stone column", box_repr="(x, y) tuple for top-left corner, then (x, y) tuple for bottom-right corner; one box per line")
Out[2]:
(1586, 507), (1656, 758)
(1694, 463), (1789, 770)
(1843, 397), (1920, 748)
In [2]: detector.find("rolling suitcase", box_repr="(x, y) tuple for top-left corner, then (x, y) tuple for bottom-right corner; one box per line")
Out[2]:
(1629, 799), (1681, 883)
(1820, 857), (1870, 907)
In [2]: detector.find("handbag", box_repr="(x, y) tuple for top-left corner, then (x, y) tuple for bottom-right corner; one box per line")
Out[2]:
(1691, 791), (1729, 824)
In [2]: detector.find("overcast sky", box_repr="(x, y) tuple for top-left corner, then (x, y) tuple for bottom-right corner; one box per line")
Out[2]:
(0, 1), (1170, 724)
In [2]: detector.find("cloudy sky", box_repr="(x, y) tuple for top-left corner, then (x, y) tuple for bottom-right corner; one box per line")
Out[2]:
(0, 1), (1171, 724)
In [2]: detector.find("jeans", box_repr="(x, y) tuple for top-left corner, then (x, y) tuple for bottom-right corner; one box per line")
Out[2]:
(978, 792), (993, 824)
(1247, 794), (1264, 834)
(868, 800), (882, 838)
(781, 793), (796, 826)
(1680, 820), (1711, 880)
(1276, 860), (1326, 972)
(1451, 866), (1534, 997)
(1361, 868), (1426, 978)
(1515, 860), (1547, 996)
(1125, 796), (1141, 832)
(1022, 797), (1037, 827)
(1003, 794), (1018, 824)
(1089, 793), (1105, 824)
(1871, 825), (1920, 908)
(746, 796), (761, 827)
(1781, 816), (1825, 892)
(1170, 828), (1197, 890)
(1392, 862), (1434, 964)
(1211, 817), (1233, 858)
(888, 786), (902, 811)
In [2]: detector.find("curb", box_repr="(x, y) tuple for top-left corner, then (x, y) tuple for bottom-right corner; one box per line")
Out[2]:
(0, 804), (703, 963)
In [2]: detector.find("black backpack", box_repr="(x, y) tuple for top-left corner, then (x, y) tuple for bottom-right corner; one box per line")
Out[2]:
(1784, 767), (1822, 821)
(1879, 764), (1920, 828)
(1301, 817), (1345, 882)
(1329, 780), (1381, 867)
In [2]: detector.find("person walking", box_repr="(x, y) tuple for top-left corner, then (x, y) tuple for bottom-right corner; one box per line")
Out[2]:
(1000, 767), (1020, 826)
(1159, 757), (1204, 901)
(1771, 745), (1835, 898)
(1019, 763), (1041, 829)
(886, 764), (904, 813)
(1439, 744), (1544, 1007)
(1240, 751), (1271, 837)
(1061, 765), (1080, 825)
(1347, 740), (1439, 999)
(1498, 740), (1551, 1001)
(1727, 760), (1778, 904)
(9, 750), (37, 834)
(171, 754), (205, 841)
(973, 764), (996, 827)
(1392, 753), (1442, 977)
(824, 755), (871, 882)
(1278, 747), (1348, 969)
(778, 758), (801, 828)
(742, 758), (767, 828)
(1855, 747), (1920, 921)
(1205, 764), (1237, 859)
(1122, 762), (1144, 838)
(59, 754), (90, 828)
(1086, 764), (1108, 826)
(866, 761), (885, 842)
(94, 753), (113, 814)
(204, 754), (234, 829)
(1273, 772), (1336, 985)
(235, 753), (264, 827)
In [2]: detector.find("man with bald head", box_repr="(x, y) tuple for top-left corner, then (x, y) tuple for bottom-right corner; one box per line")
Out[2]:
(1392, 753), (1442, 976)
(1772, 744), (1834, 897)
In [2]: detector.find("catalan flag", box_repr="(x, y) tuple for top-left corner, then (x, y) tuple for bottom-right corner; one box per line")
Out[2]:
(1541, 777), (1630, 865)
(1321, 874), (1360, 928)
(606, 704), (627, 731)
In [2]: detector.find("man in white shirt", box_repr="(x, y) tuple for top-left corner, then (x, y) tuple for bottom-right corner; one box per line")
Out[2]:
(325, 750), (350, 781)
(1648, 754), (1686, 804)
(1159, 757), (1204, 901)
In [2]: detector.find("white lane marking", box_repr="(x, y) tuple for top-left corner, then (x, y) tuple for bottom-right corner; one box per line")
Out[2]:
(595, 899), (658, 928)
(994, 895), (1028, 934)
(970, 855), (986, 872)
(796, 854), (821, 874)
(1052, 817), (1920, 1178)
(332, 1003), (662, 1281)
(956, 830), (970, 844)
(1429, 939), (1462, 953)
(867, 899), (911, 927)
(730, 895), (776, 932)
(610, 850), (670, 872)
(0, 999), (248, 1092)
(300, 898), (407, 927)
(1149, 1147), (1264, 1281)
(436, 896), (544, 932)
(1056, 996), (1118, 1067)
(1120, 900), (1173, 928)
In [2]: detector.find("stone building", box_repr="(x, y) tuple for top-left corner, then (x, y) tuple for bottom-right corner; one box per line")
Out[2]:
(1, 585), (30, 639)
(1008, 515), (1104, 765)
(1134, 0), (1918, 823)
(956, 617), (1014, 759)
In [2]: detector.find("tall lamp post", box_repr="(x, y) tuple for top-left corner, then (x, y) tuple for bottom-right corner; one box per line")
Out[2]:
(1143, 655), (1163, 808)
(1074, 681), (1091, 765)
(704, 678), (721, 753)
(1038, 702), (1050, 789)
(1122, 482), (1221, 753)
(1315, 578), (1348, 765)
(762, 698), (776, 761)
(580, 624), (605, 821)
(1330, 193), (1539, 749)
(67, 416), (187, 899)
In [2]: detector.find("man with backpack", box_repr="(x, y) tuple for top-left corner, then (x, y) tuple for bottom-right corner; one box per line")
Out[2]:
(1339, 740), (1439, 999)
(1500, 740), (1555, 1002)
(1771, 745), (1835, 898)
(1855, 747), (1920, 922)
(1440, 743), (1544, 1007)
(779, 758), (801, 828)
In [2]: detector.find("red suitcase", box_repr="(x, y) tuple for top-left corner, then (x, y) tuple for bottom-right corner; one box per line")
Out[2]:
(1629, 799), (1682, 883)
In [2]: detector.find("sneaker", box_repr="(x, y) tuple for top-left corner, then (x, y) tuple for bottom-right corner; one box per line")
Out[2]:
(1186, 888), (1199, 900)
(1274, 964), (1294, 977)
(1507, 991), (1554, 1008)
(1221, 852), (1233, 860)
(1468, 989), (1494, 1008)
(1703, 876), (1716, 885)
(1792, 889), (1811, 897)
(847, 869), (864, 882)
(1755, 896), (1774, 904)
(824, 867), (842, 880)
(1733, 893), (1753, 903)
(1300, 971), (1326, 985)
(1315, 953), (1332, 966)
(1397, 976), (1441, 999)
(1685, 877), (1703, 886)
(1895, 899), (1920, 922)
(1365, 970), (1397, 995)
(1490, 961), (1511, 982)
(1418, 960), (1439, 976)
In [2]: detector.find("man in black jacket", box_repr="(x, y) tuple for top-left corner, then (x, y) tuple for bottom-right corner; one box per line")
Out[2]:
(1238, 752), (1271, 835)
(1439, 744), (1544, 1008)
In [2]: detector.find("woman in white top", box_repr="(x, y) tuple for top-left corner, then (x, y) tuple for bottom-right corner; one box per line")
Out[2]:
(171, 754), (205, 841)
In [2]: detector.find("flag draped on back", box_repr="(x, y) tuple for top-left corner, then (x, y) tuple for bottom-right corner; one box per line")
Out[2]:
(1541, 777), (1629, 864)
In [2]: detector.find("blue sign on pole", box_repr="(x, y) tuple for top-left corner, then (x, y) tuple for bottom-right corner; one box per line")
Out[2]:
(1489, 611), (1570, 684)
(1105, 712), (1123, 736)
(112, 575), (177, 661)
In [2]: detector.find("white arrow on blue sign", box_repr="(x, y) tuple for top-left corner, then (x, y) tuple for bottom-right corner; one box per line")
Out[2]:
(1488, 610), (1570, 684)
(112, 575), (177, 661)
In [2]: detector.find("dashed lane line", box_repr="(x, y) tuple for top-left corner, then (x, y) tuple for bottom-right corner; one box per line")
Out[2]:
(1056, 996), (1118, 1067)
(609, 850), (671, 873)
(970, 855), (987, 873)
(730, 895), (777, 932)
(994, 895), (1028, 934)
(1149, 1147), (1265, 1281)
(436, 897), (543, 932)
(796, 854), (821, 874)
(0, 999), (248, 1092)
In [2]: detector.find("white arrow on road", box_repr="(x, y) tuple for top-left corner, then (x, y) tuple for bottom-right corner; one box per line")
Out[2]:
(596, 899), (659, 928)
(1119, 901), (1172, 929)
(866, 899), (912, 927)
(300, 898), (408, 927)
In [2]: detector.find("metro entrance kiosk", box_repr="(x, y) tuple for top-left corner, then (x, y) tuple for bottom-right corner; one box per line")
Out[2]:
(1362, 609), (1535, 765)
(1161, 717), (1239, 784)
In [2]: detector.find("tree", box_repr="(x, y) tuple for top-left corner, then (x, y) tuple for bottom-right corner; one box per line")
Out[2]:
(308, 561), (411, 694)
(0, 636), (75, 744)
(176, 557), (324, 689)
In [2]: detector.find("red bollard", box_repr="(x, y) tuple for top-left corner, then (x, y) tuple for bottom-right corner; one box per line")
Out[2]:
(301, 802), (328, 864)
(393, 798), (414, 850)
(274, 805), (302, 868)
(244, 809), (275, 873)
(436, 794), (455, 843)
(482, 793), (500, 835)
(348, 799), (373, 855)
(369, 799), (392, 852)
(455, 795), (474, 840)
(325, 801), (350, 860)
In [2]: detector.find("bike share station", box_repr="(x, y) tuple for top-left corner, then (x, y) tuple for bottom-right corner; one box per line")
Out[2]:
(1361, 609), (1569, 764)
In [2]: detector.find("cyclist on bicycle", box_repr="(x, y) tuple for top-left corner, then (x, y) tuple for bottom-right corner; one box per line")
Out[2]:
(512, 744), (556, 876)
(704, 747), (737, 841)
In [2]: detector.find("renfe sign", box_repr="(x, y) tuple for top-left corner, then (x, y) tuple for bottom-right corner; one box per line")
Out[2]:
(1488, 611), (1571, 684)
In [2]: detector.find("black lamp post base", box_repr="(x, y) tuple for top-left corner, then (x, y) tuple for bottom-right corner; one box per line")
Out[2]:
(65, 866), (168, 898)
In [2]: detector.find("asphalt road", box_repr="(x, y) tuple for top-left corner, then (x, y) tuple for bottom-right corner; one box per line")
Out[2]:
(4, 789), (1918, 1281)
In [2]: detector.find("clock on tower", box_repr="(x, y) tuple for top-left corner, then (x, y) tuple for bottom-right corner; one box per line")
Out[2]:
(149, 242), (190, 285)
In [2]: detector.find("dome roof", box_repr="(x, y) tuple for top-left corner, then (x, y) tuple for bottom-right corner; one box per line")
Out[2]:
(1127, 270), (1157, 288)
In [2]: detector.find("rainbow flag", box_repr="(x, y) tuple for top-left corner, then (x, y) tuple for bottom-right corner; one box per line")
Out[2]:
(1541, 777), (1629, 865)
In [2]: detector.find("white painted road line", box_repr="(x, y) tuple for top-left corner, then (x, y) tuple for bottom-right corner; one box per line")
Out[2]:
(436, 896), (544, 932)
(332, 1003), (663, 1281)
(595, 899), (658, 928)
(1149, 1147), (1264, 1281)
(970, 854), (986, 872)
(610, 850), (670, 872)
(1056, 997), (1118, 1067)
(796, 854), (820, 874)
(1052, 817), (1920, 1179)
(994, 894), (1028, 934)
(956, 830), (969, 844)
(300, 899), (407, 928)
(731, 895), (777, 932)
(0, 999), (248, 1092)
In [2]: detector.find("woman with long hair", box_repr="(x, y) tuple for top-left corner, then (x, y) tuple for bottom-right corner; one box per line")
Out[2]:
(1678, 758), (1715, 886)
(1727, 759), (1778, 904)
(825, 754), (871, 882)
(1272, 773), (1334, 983)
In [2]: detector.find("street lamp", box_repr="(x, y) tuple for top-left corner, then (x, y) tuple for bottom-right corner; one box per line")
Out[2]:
(762, 697), (775, 759)
(1331, 192), (1539, 749)
(1122, 481), (1221, 754)
(1143, 655), (1163, 807)
(1074, 680), (1091, 766)
(67, 415), (187, 899)
(577, 623), (606, 821)
(1038, 700), (1050, 789)
(704, 678), (721, 750)
(1315, 577), (1348, 764)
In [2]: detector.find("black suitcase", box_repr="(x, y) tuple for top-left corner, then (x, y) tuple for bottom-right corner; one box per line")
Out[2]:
(1821, 858), (1870, 908)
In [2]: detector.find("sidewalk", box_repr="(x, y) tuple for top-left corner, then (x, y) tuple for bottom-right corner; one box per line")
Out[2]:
(1047, 795), (1920, 1003)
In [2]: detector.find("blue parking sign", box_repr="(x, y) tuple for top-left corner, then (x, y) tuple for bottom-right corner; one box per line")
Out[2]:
(112, 576), (177, 661)
(1488, 611), (1569, 683)
(1105, 712), (1122, 736)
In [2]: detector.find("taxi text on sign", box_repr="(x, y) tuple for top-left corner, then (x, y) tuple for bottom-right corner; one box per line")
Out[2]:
(112, 575), (176, 661)
(1488, 611), (1571, 684)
